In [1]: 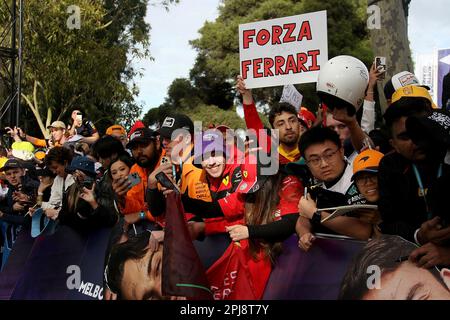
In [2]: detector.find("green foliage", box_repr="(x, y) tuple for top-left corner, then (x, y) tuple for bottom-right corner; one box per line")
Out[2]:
(1, 0), (178, 135)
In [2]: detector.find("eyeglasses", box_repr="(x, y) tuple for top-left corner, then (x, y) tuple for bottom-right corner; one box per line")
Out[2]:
(306, 149), (340, 167)
(355, 173), (377, 185)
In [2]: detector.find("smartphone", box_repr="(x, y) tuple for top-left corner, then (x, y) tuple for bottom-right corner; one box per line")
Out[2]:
(127, 172), (141, 188)
(375, 56), (386, 79)
(155, 172), (179, 194)
(160, 156), (170, 165)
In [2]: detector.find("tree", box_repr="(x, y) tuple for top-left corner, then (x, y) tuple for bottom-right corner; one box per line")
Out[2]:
(367, 0), (413, 113)
(0, 0), (178, 137)
(190, 0), (374, 112)
(189, 53), (234, 110)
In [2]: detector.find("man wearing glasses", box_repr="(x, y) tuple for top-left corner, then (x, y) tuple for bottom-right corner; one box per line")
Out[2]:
(290, 126), (369, 248)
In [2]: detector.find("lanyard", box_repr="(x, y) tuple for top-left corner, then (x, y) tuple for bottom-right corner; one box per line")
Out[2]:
(412, 163), (443, 219)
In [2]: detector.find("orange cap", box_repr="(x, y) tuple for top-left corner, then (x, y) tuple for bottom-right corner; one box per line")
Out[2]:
(106, 125), (127, 136)
(351, 149), (384, 181)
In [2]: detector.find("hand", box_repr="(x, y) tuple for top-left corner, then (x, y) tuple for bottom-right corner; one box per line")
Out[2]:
(5, 126), (18, 138)
(38, 180), (54, 194)
(12, 202), (25, 212)
(298, 232), (316, 252)
(45, 207), (61, 220)
(28, 206), (38, 217)
(298, 193), (317, 220)
(187, 221), (205, 240)
(112, 176), (132, 198)
(226, 224), (249, 242)
(236, 75), (253, 105)
(123, 212), (140, 224)
(80, 183), (97, 207)
(103, 288), (117, 301)
(409, 242), (450, 269)
(13, 191), (28, 202)
(149, 230), (164, 252)
(417, 217), (449, 245)
(368, 63), (385, 88)
(331, 107), (357, 126)
(148, 163), (173, 189)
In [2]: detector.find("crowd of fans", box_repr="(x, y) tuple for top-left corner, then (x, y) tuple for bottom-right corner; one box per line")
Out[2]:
(1, 55), (450, 300)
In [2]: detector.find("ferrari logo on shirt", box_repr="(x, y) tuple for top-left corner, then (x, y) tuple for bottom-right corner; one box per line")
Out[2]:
(243, 170), (248, 178)
(222, 176), (229, 186)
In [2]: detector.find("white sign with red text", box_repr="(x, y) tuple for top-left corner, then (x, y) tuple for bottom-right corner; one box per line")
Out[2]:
(239, 11), (328, 89)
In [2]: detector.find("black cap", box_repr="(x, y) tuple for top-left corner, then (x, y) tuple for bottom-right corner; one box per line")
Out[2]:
(0, 158), (23, 172)
(126, 128), (158, 149)
(66, 156), (97, 177)
(406, 109), (450, 149)
(159, 114), (194, 140)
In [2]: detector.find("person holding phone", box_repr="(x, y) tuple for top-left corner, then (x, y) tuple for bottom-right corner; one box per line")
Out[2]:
(112, 128), (164, 222)
(67, 109), (100, 145)
(0, 159), (39, 269)
(58, 156), (117, 230)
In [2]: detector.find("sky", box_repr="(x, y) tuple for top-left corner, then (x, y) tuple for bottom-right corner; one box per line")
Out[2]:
(134, 0), (449, 116)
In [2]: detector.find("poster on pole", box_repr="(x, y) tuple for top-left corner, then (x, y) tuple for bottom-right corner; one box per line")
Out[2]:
(239, 10), (328, 89)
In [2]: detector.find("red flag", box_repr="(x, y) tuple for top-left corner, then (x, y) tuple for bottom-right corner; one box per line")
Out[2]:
(162, 192), (213, 299)
(206, 241), (271, 300)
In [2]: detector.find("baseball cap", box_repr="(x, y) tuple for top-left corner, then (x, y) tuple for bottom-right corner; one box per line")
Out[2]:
(0, 158), (23, 172)
(66, 156), (97, 176)
(11, 141), (35, 161)
(159, 114), (194, 140)
(390, 85), (437, 109)
(193, 131), (226, 168)
(106, 124), (127, 136)
(406, 109), (450, 149)
(351, 149), (384, 181)
(384, 85), (438, 122)
(383, 71), (427, 100)
(126, 128), (158, 149)
(47, 121), (66, 130)
(298, 107), (316, 129)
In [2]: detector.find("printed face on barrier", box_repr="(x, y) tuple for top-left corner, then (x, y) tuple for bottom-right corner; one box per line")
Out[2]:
(363, 263), (450, 300)
(121, 241), (164, 300)
(304, 140), (345, 182)
(118, 237), (184, 300)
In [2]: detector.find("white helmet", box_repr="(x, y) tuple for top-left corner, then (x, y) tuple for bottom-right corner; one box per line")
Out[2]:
(316, 55), (369, 115)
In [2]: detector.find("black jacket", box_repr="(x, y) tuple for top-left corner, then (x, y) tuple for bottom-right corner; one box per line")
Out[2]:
(378, 152), (450, 242)
(0, 175), (39, 225)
